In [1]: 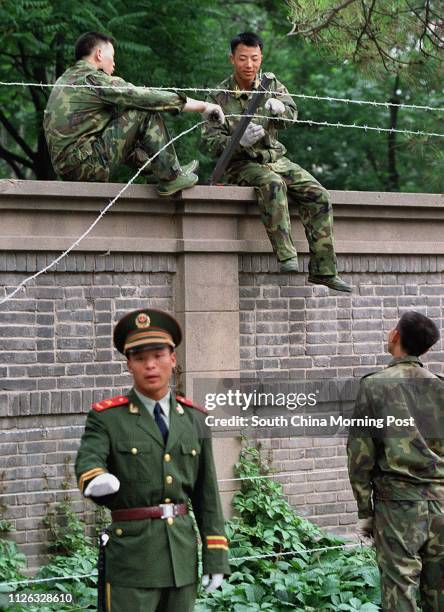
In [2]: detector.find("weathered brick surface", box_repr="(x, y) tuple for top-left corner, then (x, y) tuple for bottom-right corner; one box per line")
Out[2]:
(0, 254), (175, 570)
(241, 254), (444, 535)
(1, 251), (443, 571)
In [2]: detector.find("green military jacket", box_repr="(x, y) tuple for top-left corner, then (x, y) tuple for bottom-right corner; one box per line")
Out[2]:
(75, 389), (230, 588)
(201, 73), (298, 169)
(44, 60), (186, 175)
(347, 356), (444, 518)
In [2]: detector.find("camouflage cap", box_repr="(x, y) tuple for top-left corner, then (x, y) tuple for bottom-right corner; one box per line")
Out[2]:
(113, 309), (182, 355)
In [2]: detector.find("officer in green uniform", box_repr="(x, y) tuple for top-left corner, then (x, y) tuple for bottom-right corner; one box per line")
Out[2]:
(347, 311), (444, 611)
(44, 31), (224, 196)
(201, 31), (351, 292)
(75, 309), (230, 612)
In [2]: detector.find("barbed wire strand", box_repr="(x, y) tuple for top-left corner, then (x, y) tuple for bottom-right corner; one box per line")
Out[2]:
(2, 106), (440, 305)
(231, 113), (444, 138)
(0, 467), (349, 499)
(0, 80), (442, 112)
(0, 119), (206, 306)
(0, 542), (363, 587)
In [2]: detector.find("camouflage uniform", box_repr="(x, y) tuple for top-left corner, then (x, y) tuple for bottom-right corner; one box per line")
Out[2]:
(201, 74), (337, 273)
(347, 356), (444, 611)
(44, 60), (186, 181)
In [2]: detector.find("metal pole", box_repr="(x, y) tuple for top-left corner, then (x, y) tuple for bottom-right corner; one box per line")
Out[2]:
(209, 73), (273, 185)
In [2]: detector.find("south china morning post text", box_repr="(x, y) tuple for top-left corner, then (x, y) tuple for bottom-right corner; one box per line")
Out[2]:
(192, 378), (443, 438)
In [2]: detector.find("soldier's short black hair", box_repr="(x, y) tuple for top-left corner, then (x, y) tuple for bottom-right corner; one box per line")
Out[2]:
(230, 32), (263, 53)
(397, 311), (440, 356)
(75, 31), (115, 61)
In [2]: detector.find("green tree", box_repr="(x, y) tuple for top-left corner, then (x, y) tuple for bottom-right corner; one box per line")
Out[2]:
(0, 0), (442, 191)
(285, 0), (444, 191)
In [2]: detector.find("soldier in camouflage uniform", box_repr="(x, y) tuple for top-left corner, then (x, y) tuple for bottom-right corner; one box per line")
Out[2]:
(44, 31), (224, 196)
(347, 311), (444, 611)
(201, 32), (351, 292)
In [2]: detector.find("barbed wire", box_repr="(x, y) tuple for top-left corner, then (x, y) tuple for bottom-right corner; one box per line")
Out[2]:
(0, 80), (442, 112)
(0, 467), (348, 499)
(0, 119), (206, 306)
(0, 542), (364, 587)
(232, 113), (444, 138)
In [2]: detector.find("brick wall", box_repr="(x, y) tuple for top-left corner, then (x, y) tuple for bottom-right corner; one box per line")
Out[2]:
(0, 253), (176, 569)
(240, 253), (444, 534)
(1, 184), (443, 571)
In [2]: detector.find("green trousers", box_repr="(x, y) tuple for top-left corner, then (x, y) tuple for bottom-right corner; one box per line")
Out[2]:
(227, 156), (337, 274)
(106, 581), (197, 612)
(62, 109), (180, 182)
(374, 499), (444, 611)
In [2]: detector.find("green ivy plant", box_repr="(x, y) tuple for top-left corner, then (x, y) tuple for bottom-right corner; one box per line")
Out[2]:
(0, 443), (380, 611)
(196, 443), (380, 611)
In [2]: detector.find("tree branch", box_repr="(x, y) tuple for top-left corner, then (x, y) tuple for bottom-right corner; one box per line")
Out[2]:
(0, 109), (35, 160)
(287, 0), (360, 36)
(0, 143), (34, 171)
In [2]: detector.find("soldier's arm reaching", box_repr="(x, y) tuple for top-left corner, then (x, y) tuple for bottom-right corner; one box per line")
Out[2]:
(265, 81), (297, 129)
(87, 71), (224, 122)
(347, 380), (376, 518)
(201, 93), (233, 158)
(75, 409), (118, 504)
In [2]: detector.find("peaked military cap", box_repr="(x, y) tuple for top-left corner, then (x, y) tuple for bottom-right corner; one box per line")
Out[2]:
(113, 309), (182, 355)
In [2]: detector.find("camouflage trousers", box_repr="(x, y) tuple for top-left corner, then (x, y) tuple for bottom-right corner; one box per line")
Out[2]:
(227, 156), (337, 275)
(61, 109), (180, 182)
(374, 499), (444, 611)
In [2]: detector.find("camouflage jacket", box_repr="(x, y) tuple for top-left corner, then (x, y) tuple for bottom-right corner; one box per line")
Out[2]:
(43, 60), (187, 175)
(347, 356), (444, 518)
(201, 73), (297, 168)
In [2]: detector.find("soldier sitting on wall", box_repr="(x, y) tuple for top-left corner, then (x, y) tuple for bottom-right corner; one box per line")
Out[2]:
(201, 31), (351, 292)
(347, 311), (444, 611)
(44, 31), (224, 197)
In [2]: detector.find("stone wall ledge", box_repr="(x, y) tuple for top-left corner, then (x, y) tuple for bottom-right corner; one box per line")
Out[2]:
(1, 180), (443, 255)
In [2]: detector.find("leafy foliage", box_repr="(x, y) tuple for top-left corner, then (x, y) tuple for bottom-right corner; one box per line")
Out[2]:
(195, 444), (380, 611)
(0, 444), (379, 611)
(287, 0), (444, 81)
(0, 0), (442, 191)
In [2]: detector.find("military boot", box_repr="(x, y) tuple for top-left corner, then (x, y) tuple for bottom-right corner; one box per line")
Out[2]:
(279, 257), (299, 273)
(145, 160), (199, 184)
(157, 163), (199, 197)
(308, 274), (352, 293)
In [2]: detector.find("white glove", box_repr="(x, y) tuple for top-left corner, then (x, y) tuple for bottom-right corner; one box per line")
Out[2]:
(202, 573), (224, 593)
(357, 517), (374, 545)
(84, 473), (120, 497)
(202, 103), (225, 124)
(265, 98), (285, 116)
(239, 122), (265, 147)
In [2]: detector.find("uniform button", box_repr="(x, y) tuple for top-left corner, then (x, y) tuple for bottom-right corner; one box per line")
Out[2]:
(115, 528), (123, 536)
(164, 498), (171, 503)
(166, 475), (173, 484)
(164, 453), (171, 462)
(131, 447), (138, 455)
(191, 449), (197, 456)
(166, 517), (174, 526)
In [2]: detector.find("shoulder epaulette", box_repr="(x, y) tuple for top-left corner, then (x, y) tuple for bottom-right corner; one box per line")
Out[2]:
(92, 395), (129, 412)
(176, 395), (208, 415)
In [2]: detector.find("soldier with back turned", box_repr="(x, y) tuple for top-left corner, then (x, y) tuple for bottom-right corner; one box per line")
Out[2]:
(44, 31), (224, 196)
(347, 311), (444, 611)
